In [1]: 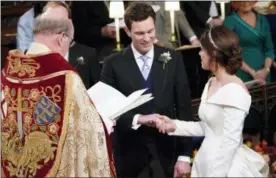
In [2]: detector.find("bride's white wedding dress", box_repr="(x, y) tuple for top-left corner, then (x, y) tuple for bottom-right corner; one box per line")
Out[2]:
(169, 79), (269, 177)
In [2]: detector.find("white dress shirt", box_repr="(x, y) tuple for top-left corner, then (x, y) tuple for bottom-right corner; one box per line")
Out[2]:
(130, 43), (154, 129)
(207, 1), (219, 24)
(130, 43), (190, 163)
(17, 8), (35, 52)
(131, 43), (154, 73)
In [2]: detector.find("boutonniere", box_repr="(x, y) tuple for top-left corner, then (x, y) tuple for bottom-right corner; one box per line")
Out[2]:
(75, 56), (85, 69)
(158, 51), (172, 70)
(77, 56), (85, 65)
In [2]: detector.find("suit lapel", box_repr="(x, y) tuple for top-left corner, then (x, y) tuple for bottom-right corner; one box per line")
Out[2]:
(151, 45), (168, 100)
(122, 46), (145, 91)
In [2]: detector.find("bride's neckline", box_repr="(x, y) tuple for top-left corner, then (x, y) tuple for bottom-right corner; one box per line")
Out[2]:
(203, 79), (249, 102)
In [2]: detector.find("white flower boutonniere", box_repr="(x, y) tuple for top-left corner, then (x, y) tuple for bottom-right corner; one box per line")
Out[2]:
(158, 51), (172, 70)
(75, 56), (85, 69)
(77, 56), (85, 65)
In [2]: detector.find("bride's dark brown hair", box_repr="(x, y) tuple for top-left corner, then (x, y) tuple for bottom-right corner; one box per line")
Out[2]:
(200, 25), (242, 75)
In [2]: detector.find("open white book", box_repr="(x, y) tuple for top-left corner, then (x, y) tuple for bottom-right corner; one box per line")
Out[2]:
(87, 82), (154, 134)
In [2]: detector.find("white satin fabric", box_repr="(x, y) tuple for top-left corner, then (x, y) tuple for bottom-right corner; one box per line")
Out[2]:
(169, 79), (269, 177)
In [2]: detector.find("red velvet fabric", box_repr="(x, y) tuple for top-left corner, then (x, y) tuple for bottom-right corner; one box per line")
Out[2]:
(1, 51), (115, 177)
(3, 52), (76, 79)
(2, 52), (74, 178)
(2, 75), (66, 178)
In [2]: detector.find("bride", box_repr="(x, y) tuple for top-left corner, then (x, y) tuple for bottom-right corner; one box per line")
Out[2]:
(154, 25), (269, 177)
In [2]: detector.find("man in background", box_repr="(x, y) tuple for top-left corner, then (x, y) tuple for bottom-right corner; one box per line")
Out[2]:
(16, 1), (101, 89)
(17, 2), (47, 52)
(142, 1), (200, 48)
(179, 1), (229, 98)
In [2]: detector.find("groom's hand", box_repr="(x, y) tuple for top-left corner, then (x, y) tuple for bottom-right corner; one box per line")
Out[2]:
(156, 115), (176, 133)
(174, 161), (191, 178)
(137, 114), (162, 127)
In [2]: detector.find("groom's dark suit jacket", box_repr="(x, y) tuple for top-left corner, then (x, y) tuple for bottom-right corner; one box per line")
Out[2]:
(101, 44), (193, 177)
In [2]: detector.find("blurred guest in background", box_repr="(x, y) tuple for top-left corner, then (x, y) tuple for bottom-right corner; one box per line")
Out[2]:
(224, 1), (275, 145)
(71, 1), (131, 62)
(179, 1), (226, 98)
(224, 1), (274, 85)
(17, 1), (47, 52)
(180, 1), (223, 37)
(16, 1), (101, 89)
(143, 1), (200, 48)
(71, 1), (115, 52)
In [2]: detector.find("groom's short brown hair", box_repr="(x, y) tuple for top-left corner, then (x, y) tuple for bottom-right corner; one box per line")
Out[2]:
(124, 2), (156, 31)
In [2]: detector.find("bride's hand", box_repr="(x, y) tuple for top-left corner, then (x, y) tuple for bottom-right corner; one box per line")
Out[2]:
(156, 115), (176, 134)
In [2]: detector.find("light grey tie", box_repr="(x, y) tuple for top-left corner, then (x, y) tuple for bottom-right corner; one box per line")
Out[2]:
(141, 55), (150, 80)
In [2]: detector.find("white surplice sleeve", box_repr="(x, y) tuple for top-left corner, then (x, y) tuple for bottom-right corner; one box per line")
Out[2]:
(209, 106), (246, 176)
(168, 120), (205, 137)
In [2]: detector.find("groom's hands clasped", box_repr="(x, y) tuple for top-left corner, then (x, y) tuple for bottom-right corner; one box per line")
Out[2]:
(138, 114), (177, 133)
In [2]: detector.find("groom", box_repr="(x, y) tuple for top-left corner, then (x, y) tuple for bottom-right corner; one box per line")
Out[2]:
(101, 2), (193, 178)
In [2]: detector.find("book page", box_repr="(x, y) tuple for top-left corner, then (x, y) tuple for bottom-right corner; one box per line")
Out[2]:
(109, 89), (150, 120)
(87, 82), (127, 119)
(88, 82), (152, 121)
(126, 94), (153, 113)
(126, 88), (148, 102)
(110, 94), (154, 120)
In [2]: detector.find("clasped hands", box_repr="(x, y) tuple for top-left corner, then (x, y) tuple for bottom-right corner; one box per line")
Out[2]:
(137, 114), (176, 133)
(251, 68), (269, 86)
